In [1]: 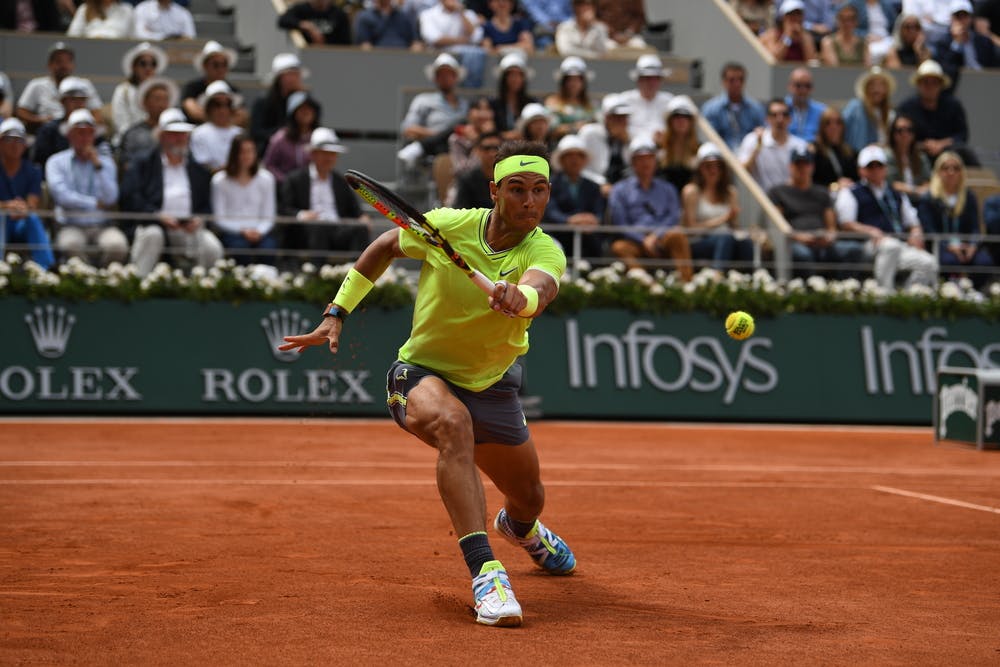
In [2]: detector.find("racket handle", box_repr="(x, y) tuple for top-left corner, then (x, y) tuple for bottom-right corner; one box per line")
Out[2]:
(470, 270), (496, 295)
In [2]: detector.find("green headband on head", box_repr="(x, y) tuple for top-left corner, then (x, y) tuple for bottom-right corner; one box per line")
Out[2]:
(493, 155), (551, 184)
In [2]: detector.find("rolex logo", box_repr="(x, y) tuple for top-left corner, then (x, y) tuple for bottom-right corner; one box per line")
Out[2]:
(261, 309), (310, 363)
(25, 305), (76, 359)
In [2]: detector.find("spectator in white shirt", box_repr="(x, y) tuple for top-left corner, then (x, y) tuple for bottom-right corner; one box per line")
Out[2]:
(738, 97), (808, 192)
(211, 134), (278, 265)
(110, 41), (168, 144)
(555, 0), (609, 58)
(419, 0), (486, 87)
(45, 109), (127, 267)
(133, 0), (196, 40)
(67, 0), (135, 39)
(617, 54), (674, 142)
(16, 42), (103, 132)
(190, 81), (243, 172)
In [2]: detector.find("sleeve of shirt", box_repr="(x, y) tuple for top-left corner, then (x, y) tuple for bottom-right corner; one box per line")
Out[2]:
(257, 172), (277, 235)
(608, 184), (627, 227)
(182, 10), (197, 38)
(464, 10), (483, 42)
(96, 156), (119, 206)
(401, 95), (428, 132)
(17, 80), (39, 112)
(834, 187), (858, 224)
(526, 233), (567, 282)
(46, 156), (97, 211)
(659, 183), (680, 231)
(418, 9), (444, 44)
(736, 131), (756, 163)
(85, 80), (104, 108)
(354, 11), (373, 43)
(900, 193), (920, 229)
(210, 171), (226, 221)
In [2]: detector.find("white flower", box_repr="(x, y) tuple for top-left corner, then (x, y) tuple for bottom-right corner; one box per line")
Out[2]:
(0, 261), (10, 275)
(610, 261), (626, 274)
(990, 282), (1000, 298)
(292, 275), (306, 288)
(682, 281), (696, 294)
(840, 278), (861, 293)
(939, 282), (961, 299)
(0, 275), (8, 289)
(199, 277), (217, 290)
(573, 259), (592, 273)
(958, 277), (973, 291)
(649, 283), (665, 295)
(6, 252), (22, 265)
(301, 262), (316, 274)
(806, 275), (828, 292)
(191, 266), (206, 279)
(626, 267), (653, 286)
(208, 267), (223, 280)
(905, 283), (934, 297)
(786, 277), (805, 293)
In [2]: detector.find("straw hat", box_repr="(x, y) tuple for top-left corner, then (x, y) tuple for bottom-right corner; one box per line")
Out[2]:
(137, 76), (180, 109)
(854, 66), (897, 99)
(194, 40), (238, 74)
(121, 41), (168, 77)
(424, 53), (467, 84)
(909, 59), (952, 89)
(494, 51), (535, 80)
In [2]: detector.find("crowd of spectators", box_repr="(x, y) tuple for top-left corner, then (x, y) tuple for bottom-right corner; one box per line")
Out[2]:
(1, 0), (999, 291)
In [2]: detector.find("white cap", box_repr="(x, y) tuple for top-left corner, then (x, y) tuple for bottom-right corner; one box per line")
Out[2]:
(66, 108), (96, 129)
(157, 108), (195, 133)
(121, 41), (167, 77)
(778, 0), (805, 17)
(194, 40), (237, 74)
(268, 52), (310, 83)
(198, 80), (243, 109)
(665, 95), (697, 118)
(496, 51), (534, 79)
(424, 53), (467, 83)
(554, 134), (590, 162)
(627, 135), (658, 160)
(309, 127), (348, 153)
(518, 102), (551, 124)
(857, 144), (888, 168)
(950, 0), (973, 14)
(0, 117), (27, 140)
(555, 55), (593, 81)
(600, 93), (632, 117)
(630, 54), (669, 80)
(286, 90), (318, 116)
(58, 76), (90, 98)
(696, 142), (723, 165)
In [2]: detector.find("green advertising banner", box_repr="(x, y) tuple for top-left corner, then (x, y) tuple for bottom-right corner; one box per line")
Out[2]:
(1, 298), (998, 423)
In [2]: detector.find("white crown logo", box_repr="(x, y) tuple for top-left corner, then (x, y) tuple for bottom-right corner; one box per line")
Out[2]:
(261, 309), (310, 362)
(25, 304), (76, 359)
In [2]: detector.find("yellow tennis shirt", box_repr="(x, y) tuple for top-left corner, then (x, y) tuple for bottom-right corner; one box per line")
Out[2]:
(397, 207), (566, 392)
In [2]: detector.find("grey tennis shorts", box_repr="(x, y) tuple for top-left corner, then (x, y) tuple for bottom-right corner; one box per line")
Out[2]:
(386, 360), (529, 446)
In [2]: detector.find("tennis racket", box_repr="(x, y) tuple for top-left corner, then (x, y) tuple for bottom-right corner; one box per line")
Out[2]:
(345, 169), (495, 295)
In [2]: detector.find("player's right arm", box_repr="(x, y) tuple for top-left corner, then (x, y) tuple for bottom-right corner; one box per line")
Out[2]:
(279, 229), (406, 355)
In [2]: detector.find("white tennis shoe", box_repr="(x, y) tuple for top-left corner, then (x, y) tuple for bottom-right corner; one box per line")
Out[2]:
(472, 560), (522, 627)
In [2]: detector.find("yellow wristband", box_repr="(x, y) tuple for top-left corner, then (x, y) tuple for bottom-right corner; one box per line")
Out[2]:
(332, 268), (374, 313)
(516, 284), (539, 318)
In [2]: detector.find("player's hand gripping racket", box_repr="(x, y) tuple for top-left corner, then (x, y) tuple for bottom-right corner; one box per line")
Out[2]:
(345, 169), (494, 295)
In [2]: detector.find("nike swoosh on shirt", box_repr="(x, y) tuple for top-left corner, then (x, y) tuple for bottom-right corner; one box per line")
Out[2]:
(500, 267), (519, 277)
(518, 160), (537, 166)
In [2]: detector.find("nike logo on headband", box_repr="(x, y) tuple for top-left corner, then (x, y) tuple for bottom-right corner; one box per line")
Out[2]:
(519, 160), (537, 166)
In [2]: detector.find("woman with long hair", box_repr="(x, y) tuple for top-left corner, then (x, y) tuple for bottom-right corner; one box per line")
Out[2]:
(109, 42), (167, 143)
(489, 52), (537, 138)
(810, 106), (858, 191)
(656, 95), (700, 193)
(544, 56), (596, 140)
(842, 66), (894, 152)
(262, 91), (321, 185)
(821, 3), (871, 66)
(210, 134), (278, 266)
(886, 114), (931, 204)
(884, 14), (931, 67)
(250, 53), (309, 154)
(681, 143), (750, 272)
(67, 0), (134, 39)
(917, 152), (993, 286)
(515, 103), (554, 150)
(480, 0), (534, 54)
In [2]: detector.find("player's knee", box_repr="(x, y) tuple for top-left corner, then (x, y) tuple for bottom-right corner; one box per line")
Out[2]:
(421, 408), (474, 453)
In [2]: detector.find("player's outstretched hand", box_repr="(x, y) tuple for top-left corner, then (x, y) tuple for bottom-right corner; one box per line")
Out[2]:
(278, 318), (343, 355)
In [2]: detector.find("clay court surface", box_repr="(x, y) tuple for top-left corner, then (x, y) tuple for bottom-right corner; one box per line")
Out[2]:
(1, 419), (999, 665)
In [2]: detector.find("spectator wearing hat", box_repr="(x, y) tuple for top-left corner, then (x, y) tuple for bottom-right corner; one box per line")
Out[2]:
(608, 136), (692, 280)
(121, 108), (223, 276)
(262, 92), (321, 186)
(545, 133), (606, 258)
(250, 53), (310, 155)
(419, 0), (487, 88)
(933, 0), (1000, 90)
(515, 102), (555, 150)
(700, 62), (766, 151)
(618, 54), (674, 142)
(657, 95), (699, 193)
(810, 106), (858, 191)
(17, 43), (102, 132)
(784, 67), (826, 143)
(760, 0), (818, 62)
(397, 54), (470, 167)
(67, 0), (135, 38)
(210, 134), (278, 265)
(895, 59), (976, 165)
(738, 97), (808, 192)
(45, 109), (126, 267)
(544, 57), (596, 140)
(449, 130), (501, 208)
(0, 118), (55, 270)
(354, 0), (422, 50)
(681, 142), (753, 273)
(769, 145), (863, 276)
(835, 144), (938, 289)
(31, 76), (109, 170)
(0, 0), (63, 32)
(577, 92), (631, 192)
(279, 0), (352, 45)
(118, 77), (179, 172)
(480, 0), (534, 54)
(433, 97), (495, 202)
(841, 66), (894, 152)
(555, 0), (610, 58)
(110, 42), (168, 144)
(278, 127), (368, 265)
(520, 0), (573, 49)
(181, 41), (241, 125)
(489, 52), (538, 138)
(190, 81), (244, 172)
(133, 0), (195, 39)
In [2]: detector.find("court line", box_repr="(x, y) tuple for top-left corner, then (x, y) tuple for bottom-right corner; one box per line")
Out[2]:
(871, 485), (1000, 515)
(0, 479), (857, 488)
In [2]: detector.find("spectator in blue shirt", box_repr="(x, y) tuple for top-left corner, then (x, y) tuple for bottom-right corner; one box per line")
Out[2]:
(784, 66), (826, 142)
(0, 119), (55, 269)
(701, 62), (766, 151)
(608, 136), (693, 280)
(545, 134), (606, 258)
(355, 0), (422, 50)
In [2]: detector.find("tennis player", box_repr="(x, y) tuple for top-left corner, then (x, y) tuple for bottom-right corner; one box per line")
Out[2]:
(280, 140), (576, 627)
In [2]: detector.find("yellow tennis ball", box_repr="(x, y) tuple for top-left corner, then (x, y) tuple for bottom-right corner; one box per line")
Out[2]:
(725, 311), (755, 340)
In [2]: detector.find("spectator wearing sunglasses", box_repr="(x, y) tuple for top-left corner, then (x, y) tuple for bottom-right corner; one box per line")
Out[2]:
(783, 67), (826, 143)
(738, 97), (808, 192)
(110, 42), (168, 144)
